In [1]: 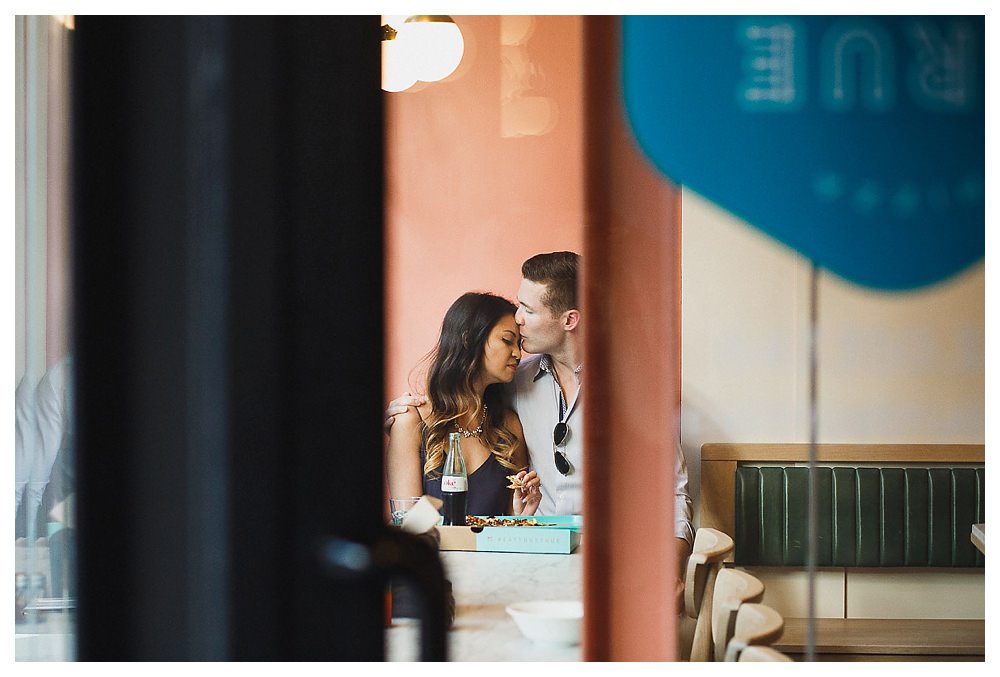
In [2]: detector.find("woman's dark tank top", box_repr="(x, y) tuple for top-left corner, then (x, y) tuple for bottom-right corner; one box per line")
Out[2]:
(419, 430), (511, 517)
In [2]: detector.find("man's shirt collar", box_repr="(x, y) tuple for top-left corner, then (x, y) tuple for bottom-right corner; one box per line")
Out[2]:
(532, 354), (584, 382)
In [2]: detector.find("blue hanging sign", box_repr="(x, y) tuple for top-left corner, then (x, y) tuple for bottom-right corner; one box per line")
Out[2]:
(622, 16), (984, 290)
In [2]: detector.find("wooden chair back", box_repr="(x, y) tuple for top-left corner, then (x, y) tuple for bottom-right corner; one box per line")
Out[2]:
(684, 527), (735, 661)
(711, 568), (765, 661)
(723, 603), (785, 661)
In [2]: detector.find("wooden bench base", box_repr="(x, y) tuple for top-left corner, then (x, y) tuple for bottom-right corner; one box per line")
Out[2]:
(775, 618), (985, 657)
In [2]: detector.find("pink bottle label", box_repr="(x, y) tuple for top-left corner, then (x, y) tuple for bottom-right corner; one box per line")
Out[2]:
(441, 476), (467, 492)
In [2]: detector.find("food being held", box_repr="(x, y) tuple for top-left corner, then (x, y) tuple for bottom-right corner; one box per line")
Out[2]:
(506, 474), (526, 490)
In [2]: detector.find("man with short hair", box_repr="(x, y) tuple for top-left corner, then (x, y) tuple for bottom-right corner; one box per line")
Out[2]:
(509, 251), (585, 516)
(385, 251), (693, 606)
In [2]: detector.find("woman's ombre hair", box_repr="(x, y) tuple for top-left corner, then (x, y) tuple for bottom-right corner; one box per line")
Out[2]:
(422, 292), (519, 478)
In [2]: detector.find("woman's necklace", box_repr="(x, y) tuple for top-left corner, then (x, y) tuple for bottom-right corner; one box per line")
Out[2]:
(455, 404), (488, 438)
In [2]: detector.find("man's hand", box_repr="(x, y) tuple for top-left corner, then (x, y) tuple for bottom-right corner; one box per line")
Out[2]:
(383, 392), (426, 434)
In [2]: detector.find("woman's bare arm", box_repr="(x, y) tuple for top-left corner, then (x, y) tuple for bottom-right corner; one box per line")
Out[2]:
(505, 411), (541, 515)
(385, 407), (426, 499)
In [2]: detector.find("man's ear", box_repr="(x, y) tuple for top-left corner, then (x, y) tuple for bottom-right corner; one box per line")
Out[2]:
(562, 309), (580, 331)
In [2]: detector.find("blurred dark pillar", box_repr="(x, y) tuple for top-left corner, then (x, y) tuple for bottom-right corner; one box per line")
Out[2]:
(72, 16), (386, 659)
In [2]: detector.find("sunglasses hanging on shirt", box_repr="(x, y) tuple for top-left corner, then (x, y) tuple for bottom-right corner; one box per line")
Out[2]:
(552, 375), (573, 475)
(553, 421), (572, 475)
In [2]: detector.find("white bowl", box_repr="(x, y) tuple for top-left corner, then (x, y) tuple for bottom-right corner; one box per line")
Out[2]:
(505, 600), (583, 645)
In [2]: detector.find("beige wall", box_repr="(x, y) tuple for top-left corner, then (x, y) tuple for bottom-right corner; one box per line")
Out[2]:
(680, 189), (985, 620)
(681, 189), (985, 522)
(384, 15), (584, 400)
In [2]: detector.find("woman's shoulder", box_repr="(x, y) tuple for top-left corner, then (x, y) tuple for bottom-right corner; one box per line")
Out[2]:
(415, 401), (433, 422)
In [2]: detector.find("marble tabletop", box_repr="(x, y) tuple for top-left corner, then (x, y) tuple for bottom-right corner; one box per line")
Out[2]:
(386, 549), (583, 661)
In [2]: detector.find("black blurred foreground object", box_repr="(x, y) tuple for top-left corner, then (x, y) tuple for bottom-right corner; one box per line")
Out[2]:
(70, 16), (430, 660)
(390, 529), (456, 627)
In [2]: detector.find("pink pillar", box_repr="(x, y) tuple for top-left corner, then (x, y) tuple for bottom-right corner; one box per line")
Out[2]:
(582, 16), (682, 661)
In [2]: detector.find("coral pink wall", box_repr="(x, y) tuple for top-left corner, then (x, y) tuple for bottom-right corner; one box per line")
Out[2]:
(384, 15), (584, 399)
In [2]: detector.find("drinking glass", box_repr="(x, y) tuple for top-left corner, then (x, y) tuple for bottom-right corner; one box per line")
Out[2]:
(389, 497), (421, 526)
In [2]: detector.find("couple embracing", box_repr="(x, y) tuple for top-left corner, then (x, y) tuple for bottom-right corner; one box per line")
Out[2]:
(385, 251), (692, 599)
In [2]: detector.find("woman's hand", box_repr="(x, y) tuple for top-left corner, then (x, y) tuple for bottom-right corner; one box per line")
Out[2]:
(511, 470), (542, 516)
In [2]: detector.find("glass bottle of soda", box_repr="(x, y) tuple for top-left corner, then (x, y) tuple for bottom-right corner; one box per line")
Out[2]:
(441, 431), (468, 525)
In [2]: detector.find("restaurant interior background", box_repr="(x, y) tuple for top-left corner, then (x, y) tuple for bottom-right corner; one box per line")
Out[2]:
(384, 14), (985, 623)
(13, 13), (986, 661)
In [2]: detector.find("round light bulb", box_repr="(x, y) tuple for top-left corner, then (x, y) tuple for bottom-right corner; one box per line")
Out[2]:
(381, 24), (419, 93)
(405, 16), (465, 83)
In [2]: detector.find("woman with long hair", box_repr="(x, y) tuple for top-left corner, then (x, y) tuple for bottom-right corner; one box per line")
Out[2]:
(387, 292), (541, 517)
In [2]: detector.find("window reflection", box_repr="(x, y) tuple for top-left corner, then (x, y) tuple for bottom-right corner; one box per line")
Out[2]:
(14, 15), (75, 661)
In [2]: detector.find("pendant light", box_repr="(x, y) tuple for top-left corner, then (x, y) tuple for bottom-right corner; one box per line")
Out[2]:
(381, 15), (465, 92)
(381, 22), (419, 92)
